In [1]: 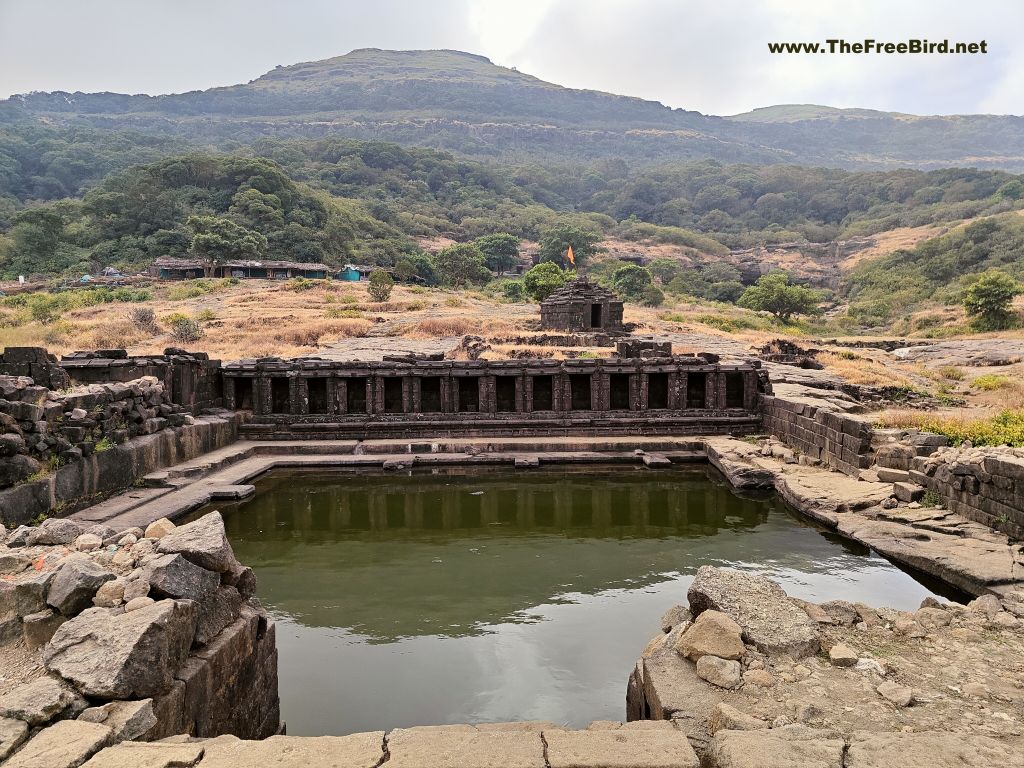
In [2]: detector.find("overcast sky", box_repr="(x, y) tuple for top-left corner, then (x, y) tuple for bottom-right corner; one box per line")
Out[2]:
(0, 0), (1020, 115)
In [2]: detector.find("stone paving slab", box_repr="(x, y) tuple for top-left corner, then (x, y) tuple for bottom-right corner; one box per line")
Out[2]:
(845, 730), (1022, 768)
(386, 725), (545, 768)
(197, 733), (385, 768)
(83, 741), (205, 767)
(4, 719), (112, 768)
(707, 728), (845, 768)
(545, 728), (699, 768)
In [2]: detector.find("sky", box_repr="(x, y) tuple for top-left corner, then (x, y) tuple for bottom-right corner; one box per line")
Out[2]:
(0, 0), (1020, 116)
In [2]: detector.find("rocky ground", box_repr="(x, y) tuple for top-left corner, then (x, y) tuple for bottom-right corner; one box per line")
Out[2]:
(629, 566), (1024, 767)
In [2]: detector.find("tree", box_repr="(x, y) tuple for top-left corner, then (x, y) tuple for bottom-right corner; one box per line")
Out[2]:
(368, 269), (395, 302)
(538, 224), (601, 268)
(963, 270), (1021, 330)
(434, 243), (490, 287)
(187, 215), (267, 264)
(647, 258), (682, 284)
(474, 233), (520, 274)
(738, 272), (821, 321)
(523, 262), (568, 301)
(393, 258), (417, 282)
(612, 264), (654, 300)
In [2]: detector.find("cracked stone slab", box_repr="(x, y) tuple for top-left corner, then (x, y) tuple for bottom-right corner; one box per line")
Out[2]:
(846, 730), (1024, 767)
(196, 733), (385, 768)
(4, 719), (112, 768)
(707, 727), (844, 768)
(386, 725), (545, 768)
(544, 727), (699, 768)
(82, 741), (205, 768)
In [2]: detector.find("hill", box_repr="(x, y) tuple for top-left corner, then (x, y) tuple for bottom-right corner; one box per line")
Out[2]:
(3, 48), (1024, 171)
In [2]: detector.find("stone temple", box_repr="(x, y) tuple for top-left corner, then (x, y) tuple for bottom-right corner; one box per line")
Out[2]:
(540, 278), (624, 332)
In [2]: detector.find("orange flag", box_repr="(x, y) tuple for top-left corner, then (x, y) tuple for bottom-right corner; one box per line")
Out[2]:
(566, 244), (575, 266)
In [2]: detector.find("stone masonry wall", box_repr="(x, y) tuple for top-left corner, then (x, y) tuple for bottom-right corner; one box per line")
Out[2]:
(0, 511), (279, 765)
(876, 442), (1024, 540)
(1, 373), (191, 490)
(760, 394), (873, 476)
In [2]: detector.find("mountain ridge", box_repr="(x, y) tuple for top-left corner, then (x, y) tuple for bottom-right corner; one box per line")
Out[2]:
(2, 48), (1024, 170)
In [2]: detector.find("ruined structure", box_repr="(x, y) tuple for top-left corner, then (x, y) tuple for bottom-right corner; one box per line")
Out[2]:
(540, 278), (625, 332)
(222, 355), (768, 439)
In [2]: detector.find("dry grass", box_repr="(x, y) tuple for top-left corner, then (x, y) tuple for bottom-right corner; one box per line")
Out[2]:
(272, 319), (372, 347)
(876, 407), (1024, 447)
(816, 351), (919, 388)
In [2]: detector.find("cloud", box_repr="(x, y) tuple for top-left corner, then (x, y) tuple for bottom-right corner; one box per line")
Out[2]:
(0, 0), (1020, 115)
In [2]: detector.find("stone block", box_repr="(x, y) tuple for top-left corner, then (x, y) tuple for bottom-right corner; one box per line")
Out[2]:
(387, 726), (545, 768)
(81, 741), (204, 768)
(4, 719), (112, 768)
(892, 482), (925, 503)
(545, 728), (699, 768)
(199, 733), (385, 768)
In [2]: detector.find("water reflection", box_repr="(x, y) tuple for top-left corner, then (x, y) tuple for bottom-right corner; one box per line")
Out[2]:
(196, 466), (949, 736)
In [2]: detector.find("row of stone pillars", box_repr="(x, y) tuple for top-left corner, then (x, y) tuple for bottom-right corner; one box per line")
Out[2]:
(224, 369), (758, 416)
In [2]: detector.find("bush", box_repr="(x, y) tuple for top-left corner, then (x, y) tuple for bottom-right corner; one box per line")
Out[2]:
(523, 262), (568, 301)
(368, 270), (395, 302)
(611, 264), (653, 300)
(963, 270), (1021, 330)
(498, 279), (525, 301)
(195, 308), (217, 322)
(127, 306), (158, 333)
(640, 285), (665, 306)
(169, 316), (203, 343)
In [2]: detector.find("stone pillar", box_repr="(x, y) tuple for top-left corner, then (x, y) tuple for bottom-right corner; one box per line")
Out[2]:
(402, 377), (413, 414)
(371, 376), (385, 415)
(223, 377), (236, 410)
(335, 378), (348, 414)
(523, 375), (535, 412)
(256, 376), (272, 416)
(481, 375), (496, 414)
(515, 374), (526, 412)
(325, 378), (338, 415)
(294, 377), (309, 415)
(639, 373), (650, 410)
(593, 371), (610, 411)
(667, 372), (683, 410)
(743, 371), (758, 410)
(440, 376), (453, 414)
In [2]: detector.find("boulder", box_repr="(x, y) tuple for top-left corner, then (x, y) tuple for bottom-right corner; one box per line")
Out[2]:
(223, 561), (257, 599)
(660, 604), (691, 633)
(827, 643), (858, 667)
(674, 609), (744, 661)
(43, 600), (197, 699)
(26, 517), (83, 546)
(146, 554), (219, 603)
(74, 533), (103, 552)
(156, 511), (237, 573)
(687, 566), (819, 658)
(46, 556), (116, 616)
(92, 579), (125, 608)
(0, 676), (85, 726)
(876, 681), (914, 707)
(0, 568), (54, 616)
(695, 655), (742, 690)
(818, 600), (859, 626)
(125, 596), (155, 612)
(0, 454), (40, 487)
(0, 548), (30, 576)
(143, 518), (175, 540)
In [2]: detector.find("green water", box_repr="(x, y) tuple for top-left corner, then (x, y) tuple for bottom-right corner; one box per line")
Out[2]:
(199, 465), (952, 736)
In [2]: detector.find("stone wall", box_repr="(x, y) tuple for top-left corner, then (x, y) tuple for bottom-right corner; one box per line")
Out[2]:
(878, 442), (1024, 539)
(0, 411), (240, 527)
(760, 394), (873, 476)
(0, 512), (279, 764)
(59, 348), (223, 414)
(1, 373), (191, 489)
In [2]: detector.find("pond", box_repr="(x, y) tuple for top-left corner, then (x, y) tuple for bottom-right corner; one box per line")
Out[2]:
(196, 465), (955, 736)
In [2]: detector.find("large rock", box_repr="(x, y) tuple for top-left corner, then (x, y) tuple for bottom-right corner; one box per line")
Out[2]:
(846, 730), (1022, 767)
(674, 610), (745, 661)
(708, 727), (845, 768)
(687, 567), (819, 658)
(0, 454), (40, 488)
(3, 719), (111, 768)
(47, 556), (116, 616)
(0, 717), (29, 762)
(695, 655), (742, 690)
(0, 676), (84, 726)
(43, 600), (197, 699)
(0, 568), (54, 616)
(145, 554), (219, 603)
(156, 511), (237, 573)
(26, 517), (84, 546)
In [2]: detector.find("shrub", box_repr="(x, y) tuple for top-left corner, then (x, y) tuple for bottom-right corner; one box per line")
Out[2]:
(128, 306), (159, 333)
(368, 270), (395, 302)
(169, 316), (203, 343)
(640, 285), (665, 306)
(523, 262), (568, 301)
(973, 374), (1011, 391)
(963, 270), (1021, 330)
(195, 309), (217, 322)
(612, 264), (654, 300)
